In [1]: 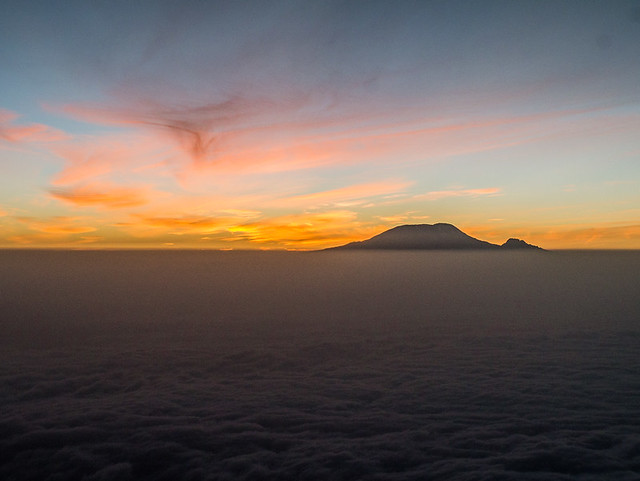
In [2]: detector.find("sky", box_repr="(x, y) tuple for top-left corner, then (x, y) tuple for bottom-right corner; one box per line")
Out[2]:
(1, 0), (639, 250)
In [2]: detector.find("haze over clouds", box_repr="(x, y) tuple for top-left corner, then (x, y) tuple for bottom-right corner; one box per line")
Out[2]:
(2, 250), (640, 480)
(0, 0), (639, 248)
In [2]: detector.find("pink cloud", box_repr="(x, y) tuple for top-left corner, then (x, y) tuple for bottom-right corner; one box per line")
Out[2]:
(55, 95), (298, 165)
(52, 95), (613, 189)
(0, 109), (68, 143)
(50, 133), (174, 186)
(172, 107), (605, 182)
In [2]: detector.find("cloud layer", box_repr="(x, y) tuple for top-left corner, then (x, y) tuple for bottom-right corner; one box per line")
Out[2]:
(2, 250), (640, 480)
(3, 332), (639, 481)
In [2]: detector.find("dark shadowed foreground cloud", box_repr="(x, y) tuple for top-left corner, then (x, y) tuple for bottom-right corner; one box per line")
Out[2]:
(1, 251), (640, 480)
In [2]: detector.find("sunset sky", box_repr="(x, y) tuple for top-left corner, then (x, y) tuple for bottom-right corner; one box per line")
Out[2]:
(1, 0), (639, 249)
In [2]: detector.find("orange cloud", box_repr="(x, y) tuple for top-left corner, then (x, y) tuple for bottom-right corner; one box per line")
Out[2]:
(6, 233), (103, 246)
(106, 206), (265, 241)
(132, 215), (232, 235)
(8, 216), (99, 246)
(0, 109), (68, 143)
(37, 225), (97, 234)
(49, 183), (150, 208)
(6, 235), (47, 245)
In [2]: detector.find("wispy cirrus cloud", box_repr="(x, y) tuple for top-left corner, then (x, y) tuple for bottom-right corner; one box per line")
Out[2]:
(0, 109), (68, 144)
(415, 187), (501, 201)
(49, 133), (171, 186)
(18, 220), (97, 235)
(54, 96), (613, 196)
(46, 133), (177, 211)
(55, 95), (301, 165)
(274, 180), (413, 209)
(6, 233), (104, 246)
(377, 212), (431, 223)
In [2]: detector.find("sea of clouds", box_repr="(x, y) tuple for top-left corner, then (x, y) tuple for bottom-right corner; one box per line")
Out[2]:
(2, 250), (639, 480)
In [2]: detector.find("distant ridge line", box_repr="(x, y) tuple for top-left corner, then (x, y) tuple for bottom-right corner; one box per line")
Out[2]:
(324, 223), (544, 251)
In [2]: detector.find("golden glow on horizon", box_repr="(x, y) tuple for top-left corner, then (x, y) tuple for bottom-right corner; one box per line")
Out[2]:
(2, 211), (639, 250)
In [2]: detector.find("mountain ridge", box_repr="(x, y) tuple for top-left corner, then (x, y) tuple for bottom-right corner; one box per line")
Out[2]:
(326, 223), (543, 251)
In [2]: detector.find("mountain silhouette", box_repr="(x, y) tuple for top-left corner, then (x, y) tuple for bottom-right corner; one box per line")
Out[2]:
(500, 238), (543, 250)
(327, 223), (544, 250)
